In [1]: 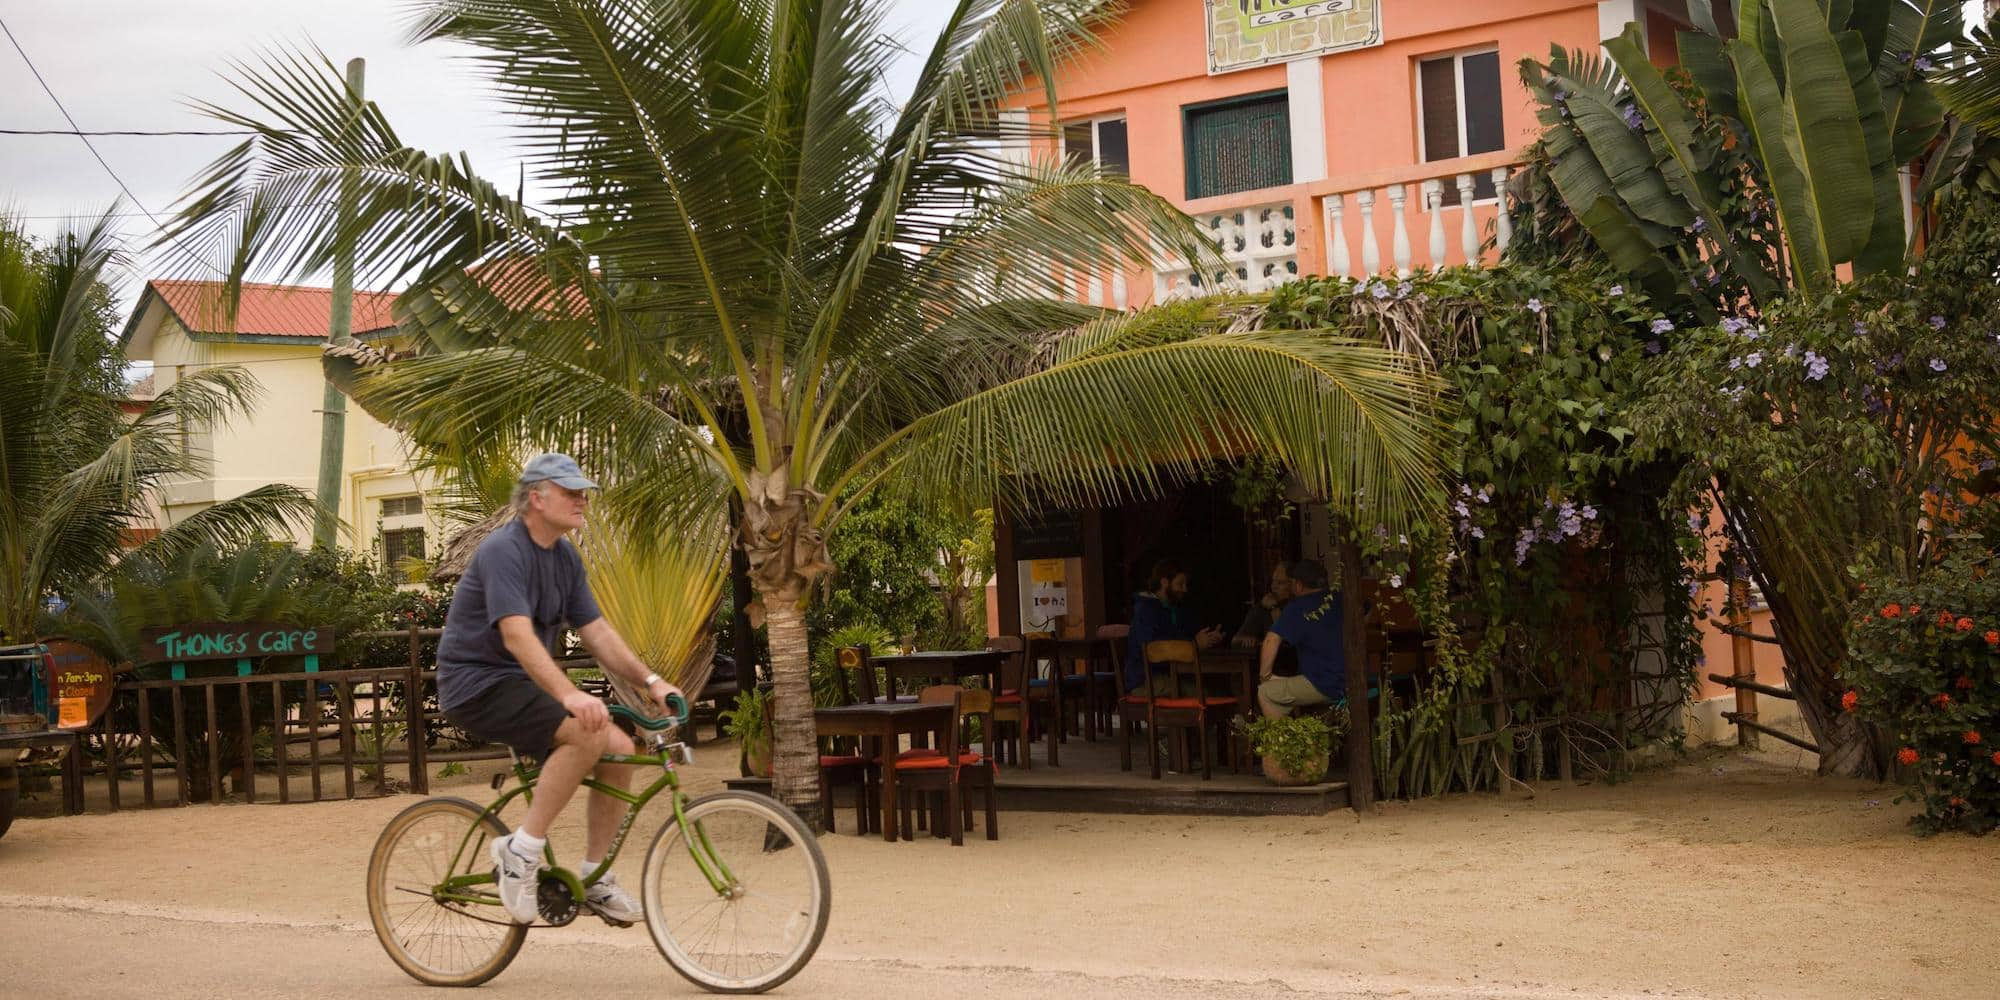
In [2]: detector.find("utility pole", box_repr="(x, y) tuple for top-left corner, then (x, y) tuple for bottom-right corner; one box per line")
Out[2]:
(313, 57), (364, 549)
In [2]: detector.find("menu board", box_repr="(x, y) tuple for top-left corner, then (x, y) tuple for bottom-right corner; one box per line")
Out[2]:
(41, 638), (115, 730)
(1011, 508), (1083, 560)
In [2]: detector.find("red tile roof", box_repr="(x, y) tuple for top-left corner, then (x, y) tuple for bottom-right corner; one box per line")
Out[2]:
(145, 279), (399, 339)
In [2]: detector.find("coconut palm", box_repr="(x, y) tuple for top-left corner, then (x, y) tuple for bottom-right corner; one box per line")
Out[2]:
(0, 211), (315, 641)
(164, 0), (1450, 820)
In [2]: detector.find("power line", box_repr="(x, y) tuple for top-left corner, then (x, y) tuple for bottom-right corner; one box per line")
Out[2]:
(0, 16), (222, 278)
(0, 127), (262, 136)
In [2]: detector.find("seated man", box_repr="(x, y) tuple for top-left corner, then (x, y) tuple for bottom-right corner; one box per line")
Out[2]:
(1124, 558), (1223, 697)
(1256, 559), (1346, 718)
(437, 453), (685, 926)
(1230, 561), (1292, 650)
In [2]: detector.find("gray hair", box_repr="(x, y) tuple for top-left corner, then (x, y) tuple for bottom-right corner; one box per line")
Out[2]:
(510, 479), (547, 516)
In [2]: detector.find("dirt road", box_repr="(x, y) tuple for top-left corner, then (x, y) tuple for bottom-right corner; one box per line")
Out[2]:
(2, 744), (1993, 999)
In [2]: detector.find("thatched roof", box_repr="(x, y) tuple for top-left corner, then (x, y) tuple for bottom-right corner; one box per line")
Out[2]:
(429, 506), (514, 584)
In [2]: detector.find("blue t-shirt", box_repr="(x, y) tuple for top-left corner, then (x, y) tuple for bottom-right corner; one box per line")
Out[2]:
(1125, 592), (1194, 691)
(1270, 589), (1346, 700)
(436, 519), (602, 712)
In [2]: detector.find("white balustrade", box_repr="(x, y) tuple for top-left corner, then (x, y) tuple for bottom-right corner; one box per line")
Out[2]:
(1151, 200), (1299, 301)
(1387, 183), (1412, 278)
(1456, 174), (1479, 265)
(1316, 161), (1521, 281)
(1423, 179), (1446, 267)
(1357, 189), (1380, 274)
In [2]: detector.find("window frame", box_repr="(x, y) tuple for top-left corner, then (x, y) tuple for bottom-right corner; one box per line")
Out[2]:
(1061, 113), (1130, 174)
(1413, 45), (1504, 205)
(1180, 88), (1293, 202)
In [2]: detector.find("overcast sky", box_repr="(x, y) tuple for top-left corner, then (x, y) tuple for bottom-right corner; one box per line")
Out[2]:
(0, 0), (955, 310)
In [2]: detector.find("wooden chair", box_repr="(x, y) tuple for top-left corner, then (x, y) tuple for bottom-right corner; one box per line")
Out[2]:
(893, 685), (999, 846)
(817, 647), (880, 834)
(987, 636), (1045, 769)
(1088, 624), (1128, 738)
(1122, 640), (1240, 780)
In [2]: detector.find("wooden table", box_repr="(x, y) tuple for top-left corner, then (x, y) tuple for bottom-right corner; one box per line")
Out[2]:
(870, 650), (1006, 692)
(814, 701), (954, 842)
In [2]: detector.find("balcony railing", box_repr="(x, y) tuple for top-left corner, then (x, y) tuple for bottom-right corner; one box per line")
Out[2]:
(1147, 147), (1527, 301)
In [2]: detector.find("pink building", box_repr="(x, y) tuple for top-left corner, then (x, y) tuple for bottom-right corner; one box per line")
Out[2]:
(996, 0), (1782, 742)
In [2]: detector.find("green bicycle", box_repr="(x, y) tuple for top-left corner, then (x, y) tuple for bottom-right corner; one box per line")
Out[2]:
(366, 694), (830, 993)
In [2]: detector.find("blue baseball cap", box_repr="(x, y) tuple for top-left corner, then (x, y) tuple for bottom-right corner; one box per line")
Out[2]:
(519, 453), (599, 490)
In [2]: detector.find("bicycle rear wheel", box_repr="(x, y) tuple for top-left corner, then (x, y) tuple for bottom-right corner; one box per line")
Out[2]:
(367, 796), (527, 987)
(642, 790), (830, 994)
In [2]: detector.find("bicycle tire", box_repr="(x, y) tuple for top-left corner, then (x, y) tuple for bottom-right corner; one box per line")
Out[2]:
(642, 790), (830, 994)
(367, 796), (528, 987)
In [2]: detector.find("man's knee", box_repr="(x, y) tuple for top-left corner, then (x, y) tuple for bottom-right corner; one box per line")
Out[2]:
(554, 717), (611, 752)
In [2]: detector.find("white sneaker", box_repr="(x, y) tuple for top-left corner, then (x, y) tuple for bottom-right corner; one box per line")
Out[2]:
(489, 833), (542, 925)
(585, 873), (642, 925)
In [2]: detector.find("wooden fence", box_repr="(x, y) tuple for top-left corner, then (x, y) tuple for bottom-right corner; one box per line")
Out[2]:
(76, 626), (611, 810)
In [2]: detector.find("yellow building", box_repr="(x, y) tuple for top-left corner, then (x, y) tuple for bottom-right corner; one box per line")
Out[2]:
(119, 280), (444, 571)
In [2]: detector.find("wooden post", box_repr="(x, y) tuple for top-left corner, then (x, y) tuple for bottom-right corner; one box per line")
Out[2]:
(138, 687), (155, 807)
(238, 683), (255, 802)
(271, 680), (290, 804)
(406, 625), (429, 795)
(1728, 578), (1760, 750)
(1338, 531), (1374, 811)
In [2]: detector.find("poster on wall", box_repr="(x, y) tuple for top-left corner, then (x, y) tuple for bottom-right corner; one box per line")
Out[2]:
(1205, 0), (1383, 75)
(1027, 558), (1070, 626)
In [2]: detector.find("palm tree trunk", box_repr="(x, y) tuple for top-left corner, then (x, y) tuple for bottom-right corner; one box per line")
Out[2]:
(760, 596), (822, 828)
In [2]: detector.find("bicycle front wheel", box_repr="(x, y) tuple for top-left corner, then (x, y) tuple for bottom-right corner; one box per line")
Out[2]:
(367, 796), (527, 987)
(642, 790), (830, 994)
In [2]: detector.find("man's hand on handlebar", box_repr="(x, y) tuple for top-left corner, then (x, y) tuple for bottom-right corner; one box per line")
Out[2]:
(644, 674), (687, 719)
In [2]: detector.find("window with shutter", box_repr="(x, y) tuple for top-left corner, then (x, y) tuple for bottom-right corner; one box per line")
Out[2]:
(382, 527), (426, 572)
(1182, 91), (1291, 201)
(1417, 49), (1504, 205)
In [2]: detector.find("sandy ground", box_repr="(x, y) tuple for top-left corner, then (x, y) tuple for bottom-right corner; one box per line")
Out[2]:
(2, 741), (1995, 1000)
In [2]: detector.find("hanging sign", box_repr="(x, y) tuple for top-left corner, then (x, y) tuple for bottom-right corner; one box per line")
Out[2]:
(1206, 0), (1382, 75)
(40, 639), (115, 730)
(1028, 559), (1070, 621)
(140, 623), (336, 664)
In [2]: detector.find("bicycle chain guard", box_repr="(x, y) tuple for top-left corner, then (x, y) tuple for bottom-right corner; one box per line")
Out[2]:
(536, 877), (579, 926)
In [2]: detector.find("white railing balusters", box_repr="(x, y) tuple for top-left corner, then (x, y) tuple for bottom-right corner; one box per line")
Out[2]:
(1388, 183), (1412, 277)
(1422, 179), (1445, 269)
(1492, 166), (1513, 253)
(1456, 173), (1479, 265)
(1324, 194), (1350, 278)
(1357, 189), (1380, 275)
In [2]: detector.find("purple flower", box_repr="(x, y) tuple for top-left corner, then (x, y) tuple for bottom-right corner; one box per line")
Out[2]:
(1527, 297), (1544, 314)
(1370, 281), (1391, 299)
(1804, 350), (1830, 381)
(1645, 340), (1662, 355)
(1691, 217), (1707, 233)
(1853, 320), (1869, 336)
(1469, 526), (1485, 540)
(1515, 532), (1534, 566)
(1916, 56), (1934, 72)
(1930, 357), (1947, 372)
(1453, 500), (1470, 517)
(1744, 351), (1763, 368)
(1608, 284), (1624, 297)
(1650, 318), (1674, 334)
(1728, 357), (1742, 371)
(1621, 104), (1644, 130)
(1720, 317), (1747, 335)
(1396, 280), (1412, 298)
(1581, 504), (1598, 520)
(1929, 315), (1947, 330)
(1687, 513), (1704, 534)
(1687, 580), (1700, 598)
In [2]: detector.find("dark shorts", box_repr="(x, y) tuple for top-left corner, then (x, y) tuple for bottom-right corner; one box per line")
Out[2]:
(443, 673), (569, 759)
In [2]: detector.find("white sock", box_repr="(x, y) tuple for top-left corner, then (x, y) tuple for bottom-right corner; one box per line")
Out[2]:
(509, 829), (546, 861)
(581, 858), (605, 877)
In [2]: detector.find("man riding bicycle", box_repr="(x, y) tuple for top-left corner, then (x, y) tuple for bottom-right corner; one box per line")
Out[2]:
(436, 453), (685, 925)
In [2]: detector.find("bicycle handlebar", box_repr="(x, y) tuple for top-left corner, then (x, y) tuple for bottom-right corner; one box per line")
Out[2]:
(609, 693), (689, 731)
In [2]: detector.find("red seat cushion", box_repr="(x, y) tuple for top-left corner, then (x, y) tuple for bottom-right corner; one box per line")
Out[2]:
(1122, 696), (1238, 709)
(893, 751), (987, 770)
(819, 755), (871, 768)
(994, 692), (1024, 705)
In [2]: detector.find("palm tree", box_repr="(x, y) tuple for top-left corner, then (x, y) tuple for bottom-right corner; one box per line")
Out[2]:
(164, 0), (1450, 820)
(0, 211), (315, 641)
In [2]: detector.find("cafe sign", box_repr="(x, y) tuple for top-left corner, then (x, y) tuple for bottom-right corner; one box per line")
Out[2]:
(141, 623), (335, 664)
(1205, 0), (1382, 75)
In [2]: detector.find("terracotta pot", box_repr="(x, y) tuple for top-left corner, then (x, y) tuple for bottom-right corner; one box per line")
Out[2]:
(745, 742), (774, 778)
(1260, 753), (1327, 787)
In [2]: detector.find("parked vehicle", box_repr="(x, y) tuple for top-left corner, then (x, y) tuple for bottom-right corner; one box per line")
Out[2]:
(0, 642), (54, 839)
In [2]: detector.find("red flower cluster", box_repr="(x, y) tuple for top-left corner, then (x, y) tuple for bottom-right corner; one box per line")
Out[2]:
(1898, 747), (1921, 766)
(1938, 610), (1956, 627)
(1910, 605), (1923, 616)
(1987, 630), (1999, 647)
(1841, 690), (1860, 712)
(1992, 750), (2000, 767)
(1881, 603), (1902, 618)
(1935, 693), (1954, 708)
(1957, 617), (1975, 632)
(1967, 731), (1984, 746)
(1958, 676), (1976, 690)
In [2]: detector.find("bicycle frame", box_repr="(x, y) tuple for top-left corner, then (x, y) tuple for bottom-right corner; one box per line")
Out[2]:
(431, 740), (738, 910)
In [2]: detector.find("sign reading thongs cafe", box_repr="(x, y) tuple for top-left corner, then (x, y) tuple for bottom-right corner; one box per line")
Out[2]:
(1205, 0), (1383, 75)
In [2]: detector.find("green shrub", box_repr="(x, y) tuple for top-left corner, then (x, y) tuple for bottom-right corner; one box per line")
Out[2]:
(1844, 551), (2000, 834)
(1236, 710), (1345, 782)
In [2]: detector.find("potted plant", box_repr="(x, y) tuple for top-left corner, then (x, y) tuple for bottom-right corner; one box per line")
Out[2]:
(723, 687), (775, 778)
(1236, 709), (1345, 786)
